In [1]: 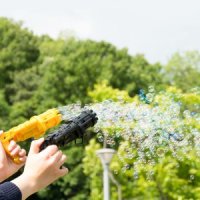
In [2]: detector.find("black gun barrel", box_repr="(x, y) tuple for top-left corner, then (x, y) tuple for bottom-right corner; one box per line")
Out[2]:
(40, 110), (98, 150)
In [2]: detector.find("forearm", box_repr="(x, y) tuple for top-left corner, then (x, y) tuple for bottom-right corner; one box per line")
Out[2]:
(11, 175), (36, 200)
(0, 164), (8, 183)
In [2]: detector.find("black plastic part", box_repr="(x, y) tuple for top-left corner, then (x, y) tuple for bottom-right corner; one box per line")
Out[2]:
(40, 110), (98, 150)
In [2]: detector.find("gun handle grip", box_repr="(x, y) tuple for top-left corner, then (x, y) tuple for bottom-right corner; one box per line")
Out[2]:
(2, 141), (22, 164)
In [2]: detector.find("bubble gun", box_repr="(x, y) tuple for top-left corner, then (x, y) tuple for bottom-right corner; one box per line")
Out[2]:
(0, 108), (98, 164)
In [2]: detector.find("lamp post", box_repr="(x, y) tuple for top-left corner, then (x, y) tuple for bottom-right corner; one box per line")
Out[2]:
(96, 148), (115, 200)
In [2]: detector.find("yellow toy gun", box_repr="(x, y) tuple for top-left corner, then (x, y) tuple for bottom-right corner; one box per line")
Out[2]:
(0, 108), (62, 164)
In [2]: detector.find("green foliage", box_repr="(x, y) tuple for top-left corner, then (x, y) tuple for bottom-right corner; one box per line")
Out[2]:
(33, 38), (137, 105)
(0, 90), (10, 129)
(164, 51), (200, 92)
(6, 36), (164, 109)
(0, 17), (199, 200)
(88, 80), (132, 102)
(83, 139), (102, 200)
(0, 17), (39, 91)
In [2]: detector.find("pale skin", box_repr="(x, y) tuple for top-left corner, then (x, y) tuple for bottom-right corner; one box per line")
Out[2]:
(0, 130), (27, 182)
(0, 130), (68, 200)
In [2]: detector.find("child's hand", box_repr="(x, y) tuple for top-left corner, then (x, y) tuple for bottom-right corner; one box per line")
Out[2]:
(0, 130), (27, 182)
(12, 138), (68, 200)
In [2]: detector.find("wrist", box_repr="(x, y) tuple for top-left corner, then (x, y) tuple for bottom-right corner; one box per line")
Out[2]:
(0, 164), (8, 182)
(0, 174), (9, 183)
(11, 174), (37, 200)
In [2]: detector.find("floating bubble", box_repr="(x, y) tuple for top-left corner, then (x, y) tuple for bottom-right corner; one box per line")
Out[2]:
(133, 171), (139, 180)
(148, 85), (155, 94)
(125, 164), (131, 170)
(183, 110), (191, 118)
(190, 175), (195, 180)
(97, 133), (104, 143)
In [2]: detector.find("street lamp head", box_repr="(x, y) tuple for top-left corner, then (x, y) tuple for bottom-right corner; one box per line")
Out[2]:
(96, 148), (116, 165)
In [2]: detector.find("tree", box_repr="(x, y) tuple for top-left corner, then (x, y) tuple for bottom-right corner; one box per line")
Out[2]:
(164, 51), (200, 91)
(109, 54), (163, 96)
(0, 17), (40, 104)
(0, 90), (10, 129)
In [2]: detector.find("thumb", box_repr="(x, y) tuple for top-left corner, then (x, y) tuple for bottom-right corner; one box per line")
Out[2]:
(29, 138), (44, 155)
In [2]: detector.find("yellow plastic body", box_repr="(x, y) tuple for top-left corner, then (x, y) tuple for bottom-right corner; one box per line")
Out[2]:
(0, 108), (62, 164)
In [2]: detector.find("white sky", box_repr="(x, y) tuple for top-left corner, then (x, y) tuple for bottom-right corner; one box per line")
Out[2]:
(0, 0), (200, 64)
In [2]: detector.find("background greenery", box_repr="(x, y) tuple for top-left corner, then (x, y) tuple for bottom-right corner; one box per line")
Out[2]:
(0, 17), (199, 199)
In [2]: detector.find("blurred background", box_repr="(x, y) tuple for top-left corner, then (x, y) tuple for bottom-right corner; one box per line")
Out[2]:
(0, 0), (200, 199)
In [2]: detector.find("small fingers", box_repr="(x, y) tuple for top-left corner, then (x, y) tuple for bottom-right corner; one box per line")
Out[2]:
(50, 150), (62, 163)
(10, 145), (21, 156)
(41, 145), (58, 158)
(8, 140), (17, 152)
(59, 166), (69, 177)
(19, 149), (26, 157)
(19, 156), (27, 163)
(58, 154), (67, 167)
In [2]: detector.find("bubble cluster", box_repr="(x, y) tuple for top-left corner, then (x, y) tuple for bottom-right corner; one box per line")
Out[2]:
(139, 86), (156, 104)
(58, 93), (200, 180)
(58, 102), (82, 121)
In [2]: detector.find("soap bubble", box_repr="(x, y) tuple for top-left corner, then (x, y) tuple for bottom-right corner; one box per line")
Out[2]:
(97, 133), (104, 143)
(190, 175), (195, 180)
(133, 171), (139, 180)
(156, 148), (165, 157)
